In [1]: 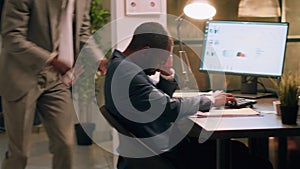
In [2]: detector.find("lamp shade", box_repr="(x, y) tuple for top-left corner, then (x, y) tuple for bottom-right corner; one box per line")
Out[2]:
(183, 0), (216, 20)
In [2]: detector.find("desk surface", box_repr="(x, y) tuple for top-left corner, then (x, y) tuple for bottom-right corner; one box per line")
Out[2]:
(188, 97), (299, 169)
(190, 98), (300, 139)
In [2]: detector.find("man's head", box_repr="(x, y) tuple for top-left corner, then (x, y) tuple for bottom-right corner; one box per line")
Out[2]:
(124, 22), (173, 75)
(127, 22), (170, 51)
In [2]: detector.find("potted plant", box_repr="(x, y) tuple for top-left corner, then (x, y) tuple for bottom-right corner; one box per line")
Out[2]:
(273, 72), (299, 124)
(74, 0), (110, 145)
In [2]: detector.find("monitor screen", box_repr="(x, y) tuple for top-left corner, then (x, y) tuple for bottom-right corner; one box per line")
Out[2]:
(200, 21), (289, 77)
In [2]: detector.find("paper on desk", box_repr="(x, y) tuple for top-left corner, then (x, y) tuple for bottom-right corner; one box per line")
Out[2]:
(192, 108), (260, 117)
(173, 91), (213, 98)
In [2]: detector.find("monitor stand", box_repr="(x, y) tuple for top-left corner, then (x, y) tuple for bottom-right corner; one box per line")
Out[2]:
(232, 76), (274, 99)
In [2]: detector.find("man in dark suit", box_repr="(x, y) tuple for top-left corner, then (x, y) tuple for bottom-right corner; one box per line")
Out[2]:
(104, 22), (273, 169)
(0, 0), (106, 168)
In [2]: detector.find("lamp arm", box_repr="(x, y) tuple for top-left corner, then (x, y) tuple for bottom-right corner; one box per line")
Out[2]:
(176, 16), (184, 52)
(176, 17), (191, 86)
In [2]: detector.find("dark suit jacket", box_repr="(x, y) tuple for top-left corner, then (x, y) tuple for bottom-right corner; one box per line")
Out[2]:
(0, 0), (91, 101)
(105, 50), (212, 155)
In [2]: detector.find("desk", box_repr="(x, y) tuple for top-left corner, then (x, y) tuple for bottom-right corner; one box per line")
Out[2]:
(189, 98), (300, 169)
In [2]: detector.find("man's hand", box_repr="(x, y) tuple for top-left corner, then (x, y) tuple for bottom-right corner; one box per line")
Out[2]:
(213, 91), (237, 107)
(225, 93), (237, 103)
(98, 59), (108, 75)
(159, 55), (173, 76)
(49, 57), (71, 75)
(60, 66), (84, 87)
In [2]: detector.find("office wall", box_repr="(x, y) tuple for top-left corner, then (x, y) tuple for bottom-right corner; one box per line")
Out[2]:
(285, 43), (300, 73)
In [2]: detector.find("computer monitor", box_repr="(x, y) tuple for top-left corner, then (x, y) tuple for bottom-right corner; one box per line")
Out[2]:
(200, 20), (289, 98)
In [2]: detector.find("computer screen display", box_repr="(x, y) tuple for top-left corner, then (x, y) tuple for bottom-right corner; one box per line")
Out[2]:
(200, 21), (289, 77)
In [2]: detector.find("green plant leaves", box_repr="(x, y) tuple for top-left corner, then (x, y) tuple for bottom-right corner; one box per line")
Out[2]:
(90, 0), (110, 33)
(272, 73), (299, 106)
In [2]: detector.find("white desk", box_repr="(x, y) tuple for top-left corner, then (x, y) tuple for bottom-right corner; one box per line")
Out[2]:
(189, 98), (300, 169)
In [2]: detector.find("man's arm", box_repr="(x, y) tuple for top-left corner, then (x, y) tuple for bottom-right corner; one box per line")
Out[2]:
(130, 72), (212, 120)
(1, 0), (53, 73)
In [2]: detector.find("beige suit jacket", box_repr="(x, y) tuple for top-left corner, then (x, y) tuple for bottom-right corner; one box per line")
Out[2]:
(0, 0), (91, 101)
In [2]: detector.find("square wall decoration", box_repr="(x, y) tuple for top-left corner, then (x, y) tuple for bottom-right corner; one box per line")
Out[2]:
(125, 0), (162, 15)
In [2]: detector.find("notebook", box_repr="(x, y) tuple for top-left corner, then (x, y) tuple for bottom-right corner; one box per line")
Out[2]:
(192, 108), (260, 117)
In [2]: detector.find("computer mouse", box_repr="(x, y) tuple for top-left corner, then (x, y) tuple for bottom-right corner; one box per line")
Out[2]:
(225, 101), (236, 107)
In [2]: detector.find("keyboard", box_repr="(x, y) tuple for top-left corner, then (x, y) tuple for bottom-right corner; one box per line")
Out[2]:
(225, 98), (257, 108)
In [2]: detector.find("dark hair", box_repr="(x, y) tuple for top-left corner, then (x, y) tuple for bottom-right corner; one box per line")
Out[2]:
(127, 22), (170, 51)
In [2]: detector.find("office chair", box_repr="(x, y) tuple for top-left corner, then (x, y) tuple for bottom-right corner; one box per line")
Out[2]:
(99, 105), (177, 169)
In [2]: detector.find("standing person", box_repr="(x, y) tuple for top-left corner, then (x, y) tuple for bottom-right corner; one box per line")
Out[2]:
(0, 0), (106, 169)
(104, 22), (273, 169)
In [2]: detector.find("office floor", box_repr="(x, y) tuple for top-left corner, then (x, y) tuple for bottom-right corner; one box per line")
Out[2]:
(0, 129), (114, 169)
(0, 130), (300, 169)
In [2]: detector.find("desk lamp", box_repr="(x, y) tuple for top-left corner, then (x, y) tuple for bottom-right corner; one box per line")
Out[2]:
(176, 0), (216, 88)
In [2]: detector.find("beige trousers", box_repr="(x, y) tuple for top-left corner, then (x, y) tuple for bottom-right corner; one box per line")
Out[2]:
(1, 67), (74, 169)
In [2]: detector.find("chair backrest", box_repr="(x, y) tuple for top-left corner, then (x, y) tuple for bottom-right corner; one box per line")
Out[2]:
(99, 105), (177, 169)
(100, 105), (132, 137)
